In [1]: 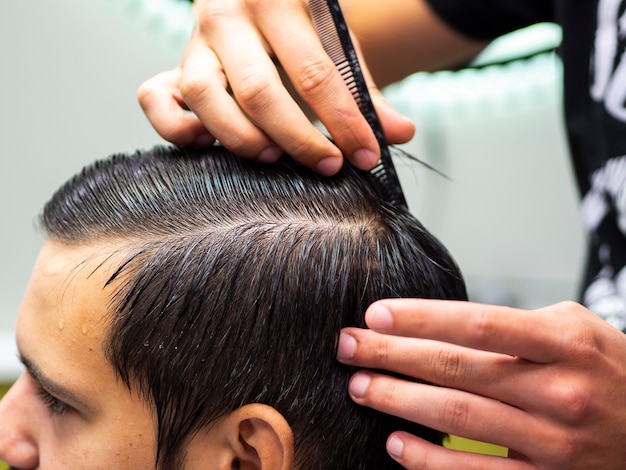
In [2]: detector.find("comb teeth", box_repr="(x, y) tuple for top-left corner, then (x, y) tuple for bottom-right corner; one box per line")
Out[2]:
(310, 0), (407, 207)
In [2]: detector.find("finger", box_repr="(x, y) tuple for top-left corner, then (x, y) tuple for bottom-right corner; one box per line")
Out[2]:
(370, 90), (416, 144)
(138, 69), (215, 146)
(337, 327), (504, 381)
(338, 327), (590, 421)
(348, 371), (553, 460)
(385, 432), (525, 470)
(338, 328), (520, 398)
(364, 299), (581, 363)
(258, 9), (381, 170)
(180, 40), (286, 163)
(202, 13), (344, 174)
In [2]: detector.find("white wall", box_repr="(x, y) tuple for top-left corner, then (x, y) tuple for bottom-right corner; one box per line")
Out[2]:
(0, 0), (191, 379)
(386, 49), (585, 309)
(0, 5), (584, 381)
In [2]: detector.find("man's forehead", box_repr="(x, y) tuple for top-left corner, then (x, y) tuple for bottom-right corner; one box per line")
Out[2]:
(28, 241), (112, 324)
(16, 240), (119, 384)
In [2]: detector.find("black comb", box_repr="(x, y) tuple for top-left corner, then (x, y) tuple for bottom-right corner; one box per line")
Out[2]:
(309, 0), (407, 207)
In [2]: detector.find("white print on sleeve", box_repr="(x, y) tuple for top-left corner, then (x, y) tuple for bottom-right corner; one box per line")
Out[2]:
(582, 0), (626, 329)
(581, 155), (626, 330)
(591, 0), (626, 122)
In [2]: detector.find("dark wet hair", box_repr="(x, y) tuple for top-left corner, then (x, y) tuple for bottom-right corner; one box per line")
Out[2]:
(40, 145), (467, 469)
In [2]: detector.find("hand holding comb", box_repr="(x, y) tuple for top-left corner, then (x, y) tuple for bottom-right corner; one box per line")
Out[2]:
(309, 0), (408, 207)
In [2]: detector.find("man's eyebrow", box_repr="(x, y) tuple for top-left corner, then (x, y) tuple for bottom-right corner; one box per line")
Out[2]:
(18, 352), (91, 409)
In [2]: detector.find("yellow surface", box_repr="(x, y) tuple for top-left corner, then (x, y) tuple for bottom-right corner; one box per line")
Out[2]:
(0, 383), (506, 469)
(446, 434), (508, 457)
(0, 384), (9, 470)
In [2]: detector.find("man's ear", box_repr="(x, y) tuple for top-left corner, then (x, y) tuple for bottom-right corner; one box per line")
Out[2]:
(184, 403), (294, 470)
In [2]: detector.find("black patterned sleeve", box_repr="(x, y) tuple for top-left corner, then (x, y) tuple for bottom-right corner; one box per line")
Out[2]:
(425, 0), (555, 40)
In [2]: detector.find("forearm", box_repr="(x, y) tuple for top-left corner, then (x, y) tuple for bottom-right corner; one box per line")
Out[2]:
(340, 0), (488, 87)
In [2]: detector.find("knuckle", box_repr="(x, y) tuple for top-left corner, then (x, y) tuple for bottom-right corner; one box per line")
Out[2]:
(136, 80), (154, 104)
(194, 2), (232, 32)
(432, 346), (465, 385)
(544, 430), (579, 463)
(295, 60), (336, 96)
(471, 305), (500, 346)
(440, 393), (470, 434)
(179, 75), (211, 105)
(365, 375), (401, 409)
(137, 69), (181, 106)
(372, 336), (391, 370)
(381, 383), (401, 409)
(234, 73), (274, 111)
(555, 300), (584, 314)
(552, 382), (592, 421)
(560, 320), (601, 361)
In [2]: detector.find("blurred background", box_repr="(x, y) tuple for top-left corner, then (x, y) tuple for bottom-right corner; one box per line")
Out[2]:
(0, 1), (583, 389)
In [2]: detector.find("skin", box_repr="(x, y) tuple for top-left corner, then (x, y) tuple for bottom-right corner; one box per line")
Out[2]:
(0, 240), (158, 469)
(7, 241), (625, 469)
(137, 0), (486, 174)
(0, 239), (295, 470)
(136, 0), (626, 467)
(337, 299), (626, 469)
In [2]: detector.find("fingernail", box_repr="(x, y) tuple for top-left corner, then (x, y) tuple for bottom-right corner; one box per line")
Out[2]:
(314, 156), (342, 176)
(352, 149), (379, 170)
(387, 435), (405, 459)
(194, 132), (214, 146)
(257, 146), (283, 163)
(349, 372), (371, 398)
(336, 333), (356, 361)
(366, 304), (393, 330)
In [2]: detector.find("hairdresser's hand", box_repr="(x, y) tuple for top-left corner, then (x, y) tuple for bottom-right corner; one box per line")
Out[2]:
(337, 299), (626, 469)
(137, 0), (415, 175)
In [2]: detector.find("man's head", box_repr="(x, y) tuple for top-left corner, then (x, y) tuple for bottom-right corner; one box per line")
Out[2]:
(0, 145), (466, 469)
